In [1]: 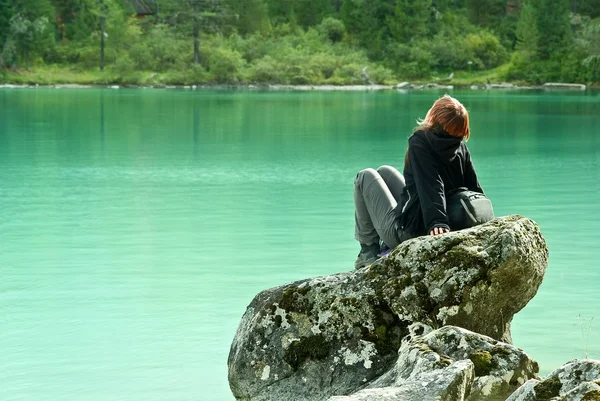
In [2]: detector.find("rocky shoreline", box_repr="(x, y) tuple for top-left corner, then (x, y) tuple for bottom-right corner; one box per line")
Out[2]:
(227, 216), (600, 401)
(0, 82), (592, 91)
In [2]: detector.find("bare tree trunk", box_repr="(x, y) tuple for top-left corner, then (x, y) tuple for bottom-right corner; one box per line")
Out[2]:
(100, 13), (105, 71)
(193, 1), (200, 64)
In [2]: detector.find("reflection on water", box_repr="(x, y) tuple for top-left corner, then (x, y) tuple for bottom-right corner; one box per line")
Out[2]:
(0, 89), (598, 401)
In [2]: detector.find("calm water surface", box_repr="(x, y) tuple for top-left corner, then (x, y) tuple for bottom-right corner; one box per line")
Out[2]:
(0, 89), (599, 401)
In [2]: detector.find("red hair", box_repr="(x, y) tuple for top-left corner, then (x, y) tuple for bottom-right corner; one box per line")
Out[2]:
(418, 95), (470, 140)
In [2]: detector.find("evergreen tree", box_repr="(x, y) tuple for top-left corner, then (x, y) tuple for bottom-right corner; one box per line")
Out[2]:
(388, 0), (431, 43)
(262, 0), (294, 25)
(226, 0), (269, 34)
(293, 0), (334, 27)
(581, 19), (600, 81)
(0, 0), (15, 47)
(574, 0), (600, 18)
(0, 0), (55, 67)
(536, 0), (571, 59)
(52, 0), (98, 41)
(341, 0), (393, 60)
(515, 0), (539, 55)
(12, 0), (55, 22)
(467, 0), (505, 28)
(152, 0), (225, 64)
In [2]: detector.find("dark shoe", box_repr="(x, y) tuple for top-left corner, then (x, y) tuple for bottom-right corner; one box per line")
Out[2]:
(354, 243), (380, 269)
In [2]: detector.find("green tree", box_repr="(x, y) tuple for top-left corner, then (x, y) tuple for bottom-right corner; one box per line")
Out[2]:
(0, 0), (55, 67)
(292, 0), (334, 27)
(0, 0), (15, 47)
(52, 0), (98, 41)
(580, 19), (600, 81)
(575, 0), (600, 18)
(318, 17), (345, 42)
(225, 0), (270, 34)
(262, 0), (294, 24)
(155, 0), (225, 64)
(536, 0), (571, 59)
(388, 0), (431, 43)
(1, 13), (51, 67)
(12, 0), (55, 21)
(515, 0), (539, 56)
(341, 0), (393, 60)
(467, 0), (505, 28)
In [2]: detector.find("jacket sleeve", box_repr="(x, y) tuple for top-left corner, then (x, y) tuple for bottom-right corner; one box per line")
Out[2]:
(408, 140), (450, 232)
(464, 147), (484, 194)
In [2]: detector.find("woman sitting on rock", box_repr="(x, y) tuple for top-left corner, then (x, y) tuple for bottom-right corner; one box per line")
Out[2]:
(354, 94), (486, 269)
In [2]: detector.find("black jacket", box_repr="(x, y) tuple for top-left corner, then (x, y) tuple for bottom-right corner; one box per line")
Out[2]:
(395, 129), (483, 237)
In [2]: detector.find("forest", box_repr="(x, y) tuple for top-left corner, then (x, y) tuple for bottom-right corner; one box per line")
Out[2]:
(0, 0), (599, 86)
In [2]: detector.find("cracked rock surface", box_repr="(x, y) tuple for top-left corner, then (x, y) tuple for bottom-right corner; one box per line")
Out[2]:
(228, 215), (549, 401)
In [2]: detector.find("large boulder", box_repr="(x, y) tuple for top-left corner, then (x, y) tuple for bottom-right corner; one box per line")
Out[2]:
(507, 359), (600, 401)
(228, 215), (548, 401)
(329, 325), (539, 401)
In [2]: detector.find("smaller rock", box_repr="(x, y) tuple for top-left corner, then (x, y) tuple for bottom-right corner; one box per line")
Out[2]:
(330, 326), (539, 401)
(562, 381), (600, 400)
(488, 83), (514, 89)
(543, 82), (586, 90)
(507, 359), (600, 401)
(396, 82), (412, 89)
(328, 360), (474, 401)
(506, 379), (540, 401)
(382, 326), (539, 400)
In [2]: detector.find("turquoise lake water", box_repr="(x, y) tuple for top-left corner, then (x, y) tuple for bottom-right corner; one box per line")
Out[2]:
(0, 88), (598, 401)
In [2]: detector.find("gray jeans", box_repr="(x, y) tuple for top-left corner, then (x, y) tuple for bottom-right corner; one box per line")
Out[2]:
(354, 165), (406, 248)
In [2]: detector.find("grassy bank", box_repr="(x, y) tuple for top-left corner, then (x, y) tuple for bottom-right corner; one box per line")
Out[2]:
(0, 63), (560, 89)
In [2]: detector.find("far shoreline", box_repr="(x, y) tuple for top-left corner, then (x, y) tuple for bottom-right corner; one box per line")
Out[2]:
(0, 82), (596, 92)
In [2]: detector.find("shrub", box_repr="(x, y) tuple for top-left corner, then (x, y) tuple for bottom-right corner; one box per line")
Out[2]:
(368, 65), (395, 84)
(318, 17), (345, 43)
(208, 48), (245, 83)
(129, 24), (189, 71)
(330, 63), (362, 84)
(111, 53), (135, 75)
(425, 32), (470, 71)
(249, 56), (284, 83)
(235, 33), (271, 63)
(307, 52), (338, 80)
(503, 52), (543, 84)
(78, 44), (102, 70)
(464, 31), (508, 69)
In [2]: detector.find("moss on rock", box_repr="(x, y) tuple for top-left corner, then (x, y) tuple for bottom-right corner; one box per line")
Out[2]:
(359, 303), (405, 356)
(284, 335), (330, 371)
(582, 390), (600, 401)
(469, 350), (493, 376)
(490, 345), (512, 356)
(534, 376), (562, 400)
(279, 285), (312, 313)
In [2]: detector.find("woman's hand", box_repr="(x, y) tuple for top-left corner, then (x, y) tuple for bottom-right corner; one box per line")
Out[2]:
(430, 227), (450, 236)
